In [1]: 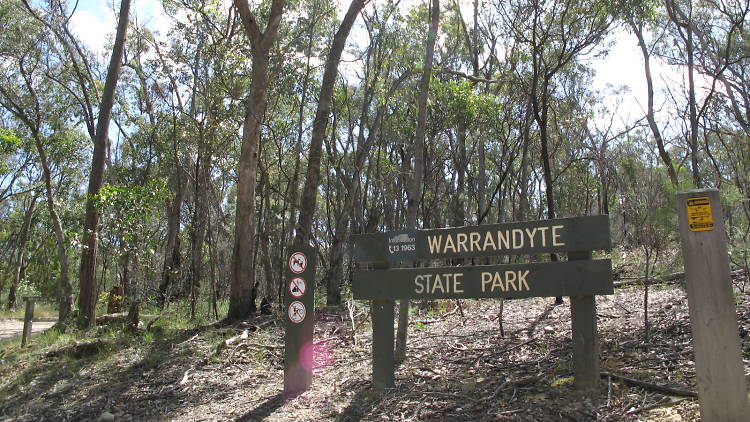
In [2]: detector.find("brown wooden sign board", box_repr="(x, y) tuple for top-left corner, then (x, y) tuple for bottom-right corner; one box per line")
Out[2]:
(353, 259), (613, 300)
(353, 215), (611, 263)
(353, 215), (613, 393)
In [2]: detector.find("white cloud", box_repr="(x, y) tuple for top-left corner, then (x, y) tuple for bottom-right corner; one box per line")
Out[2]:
(70, 8), (116, 55)
(68, 0), (172, 55)
(132, 0), (171, 37)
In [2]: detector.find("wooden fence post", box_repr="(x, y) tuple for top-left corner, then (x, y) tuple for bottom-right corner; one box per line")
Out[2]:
(568, 251), (599, 390)
(21, 297), (35, 347)
(676, 188), (750, 421)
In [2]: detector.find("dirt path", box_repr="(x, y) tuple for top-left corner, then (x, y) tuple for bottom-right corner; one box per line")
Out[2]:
(1, 284), (748, 421)
(0, 319), (56, 343)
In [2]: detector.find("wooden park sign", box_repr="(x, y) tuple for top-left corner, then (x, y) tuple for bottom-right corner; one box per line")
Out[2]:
(352, 215), (613, 391)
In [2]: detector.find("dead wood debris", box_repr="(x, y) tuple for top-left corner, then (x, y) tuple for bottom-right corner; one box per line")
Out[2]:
(601, 371), (697, 397)
(5, 283), (748, 421)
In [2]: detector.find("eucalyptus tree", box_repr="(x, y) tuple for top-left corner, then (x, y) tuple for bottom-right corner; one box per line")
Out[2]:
(284, 0), (370, 310)
(320, 2), (420, 306)
(160, 1), (245, 317)
(625, 3), (680, 186)
(0, 127), (35, 205)
(229, 0), (285, 320)
(0, 0), (94, 323)
(658, 0), (749, 189)
(665, 0), (703, 187)
(14, 0), (132, 327)
(77, 0), (131, 327)
(294, 0), (369, 247)
(5, 191), (38, 310)
(393, 0), (440, 363)
(500, 0), (614, 224)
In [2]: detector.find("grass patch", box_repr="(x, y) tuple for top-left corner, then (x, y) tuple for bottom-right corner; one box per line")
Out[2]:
(0, 302), (58, 320)
(551, 376), (574, 387)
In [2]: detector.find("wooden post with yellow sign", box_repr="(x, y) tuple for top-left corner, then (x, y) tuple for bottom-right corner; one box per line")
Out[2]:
(676, 189), (750, 422)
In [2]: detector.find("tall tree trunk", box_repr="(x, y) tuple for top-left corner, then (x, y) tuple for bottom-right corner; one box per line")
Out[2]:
(78, 0), (131, 328)
(516, 101), (533, 221)
(477, 140), (487, 224)
(32, 132), (73, 325)
(159, 165), (187, 308)
(7, 193), (38, 310)
(665, 0), (701, 187)
(452, 126), (467, 227)
(190, 140), (212, 319)
(294, 0), (368, 245)
(396, 0), (440, 363)
(530, 68), (559, 303)
(629, 19), (679, 187)
(258, 169), (276, 309)
(284, 21), (317, 248)
(685, 18), (701, 188)
(228, 0), (285, 321)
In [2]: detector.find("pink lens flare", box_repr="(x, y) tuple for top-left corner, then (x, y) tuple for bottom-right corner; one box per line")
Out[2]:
(299, 341), (335, 373)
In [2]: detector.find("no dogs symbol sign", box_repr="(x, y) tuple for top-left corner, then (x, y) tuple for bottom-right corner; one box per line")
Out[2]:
(289, 252), (308, 274)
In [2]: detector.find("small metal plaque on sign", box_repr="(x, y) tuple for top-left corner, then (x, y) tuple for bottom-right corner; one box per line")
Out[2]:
(686, 197), (714, 232)
(386, 229), (417, 263)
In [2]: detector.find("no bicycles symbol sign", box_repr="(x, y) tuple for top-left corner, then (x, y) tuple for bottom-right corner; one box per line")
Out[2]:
(288, 301), (306, 323)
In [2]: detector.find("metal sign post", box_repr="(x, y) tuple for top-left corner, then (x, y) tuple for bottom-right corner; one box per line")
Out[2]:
(283, 245), (317, 396)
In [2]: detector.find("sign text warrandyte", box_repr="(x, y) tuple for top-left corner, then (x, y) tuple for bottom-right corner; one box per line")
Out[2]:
(353, 215), (611, 262)
(353, 260), (613, 300)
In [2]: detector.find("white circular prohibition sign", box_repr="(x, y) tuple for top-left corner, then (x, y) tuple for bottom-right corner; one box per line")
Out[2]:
(289, 252), (307, 274)
(288, 301), (306, 323)
(289, 277), (306, 298)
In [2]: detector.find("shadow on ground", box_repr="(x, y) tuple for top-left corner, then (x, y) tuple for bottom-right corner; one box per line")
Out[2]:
(0, 326), (206, 421)
(236, 393), (286, 421)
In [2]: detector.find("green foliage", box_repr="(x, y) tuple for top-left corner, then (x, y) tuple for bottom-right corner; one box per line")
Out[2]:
(0, 128), (21, 152)
(93, 179), (169, 246)
(0, 128), (23, 175)
(430, 79), (501, 131)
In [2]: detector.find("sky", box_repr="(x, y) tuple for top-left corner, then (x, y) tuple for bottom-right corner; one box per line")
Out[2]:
(66, 0), (667, 132)
(69, 0), (170, 49)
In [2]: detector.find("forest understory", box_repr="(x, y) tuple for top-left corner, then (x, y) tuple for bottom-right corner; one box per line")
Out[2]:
(1, 274), (749, 422)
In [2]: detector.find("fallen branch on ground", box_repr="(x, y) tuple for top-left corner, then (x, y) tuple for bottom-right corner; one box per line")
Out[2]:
(626, 397), (692, 415)
(601, 371), (697, 397)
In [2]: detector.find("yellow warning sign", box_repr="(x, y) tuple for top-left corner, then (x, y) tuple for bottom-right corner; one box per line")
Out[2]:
(686, 196), (714, 232)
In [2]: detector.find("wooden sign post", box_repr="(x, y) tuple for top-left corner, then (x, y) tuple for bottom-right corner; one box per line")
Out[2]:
(21, 297), (36, 347)
(283, 245), (317, 396)
(676, 189), (750, 421)
(352, 215), (613, 392)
